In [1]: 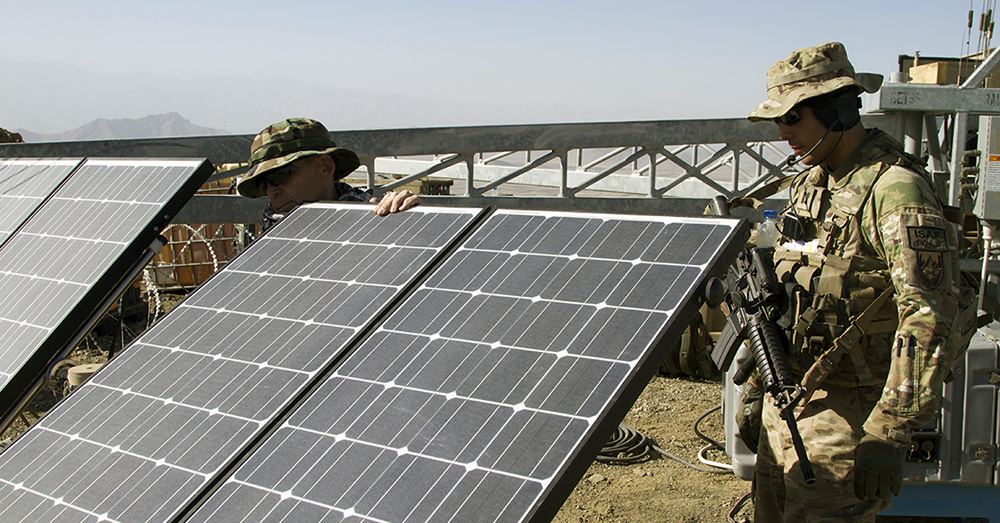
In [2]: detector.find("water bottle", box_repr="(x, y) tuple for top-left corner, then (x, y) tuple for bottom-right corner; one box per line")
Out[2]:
(757, 209), (780, 248)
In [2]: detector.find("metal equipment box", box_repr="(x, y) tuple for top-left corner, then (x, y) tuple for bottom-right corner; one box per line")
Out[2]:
(901, 321), (999, 486)
(976, 116), (1000, 222)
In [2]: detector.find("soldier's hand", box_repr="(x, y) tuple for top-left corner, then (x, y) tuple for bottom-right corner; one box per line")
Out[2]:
(372, 190), (420, 216)
(736, 379), (763, 453)
(853, 434), (904, 501)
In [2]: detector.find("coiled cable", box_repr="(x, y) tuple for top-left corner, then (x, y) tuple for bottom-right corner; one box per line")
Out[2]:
(597, 415), (733, 474)
(596, 424), (654, 464)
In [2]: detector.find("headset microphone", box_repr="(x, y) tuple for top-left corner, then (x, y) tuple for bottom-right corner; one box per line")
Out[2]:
(780, 91), (860, 168)
(784, 126), (832, 167)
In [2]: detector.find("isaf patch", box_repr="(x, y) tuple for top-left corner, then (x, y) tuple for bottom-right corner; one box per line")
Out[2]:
(907, 227), (947, 252)
(905, 226), (948, 289)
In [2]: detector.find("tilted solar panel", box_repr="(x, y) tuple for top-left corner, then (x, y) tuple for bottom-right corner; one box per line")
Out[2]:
(0, 204), (485, 523)
(0, 159), (213, 433)
(188, 210), (746, 523)
(0, 159), (82, 246)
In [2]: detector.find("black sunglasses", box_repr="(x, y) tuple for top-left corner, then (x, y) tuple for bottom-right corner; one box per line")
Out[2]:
(775, 108), (802, 126)
(255, 163), (299, 192)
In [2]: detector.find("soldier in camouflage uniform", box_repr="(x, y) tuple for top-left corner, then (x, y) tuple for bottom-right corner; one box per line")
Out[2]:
(237, 117), (420, 228)
(743, 42), (962, 521)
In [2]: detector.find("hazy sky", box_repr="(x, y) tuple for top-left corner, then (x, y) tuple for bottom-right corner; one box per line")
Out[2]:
(2, 1), (985, 129)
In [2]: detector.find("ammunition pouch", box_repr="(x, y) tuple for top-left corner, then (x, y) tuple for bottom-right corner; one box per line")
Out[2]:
(773, 245), (898, 378)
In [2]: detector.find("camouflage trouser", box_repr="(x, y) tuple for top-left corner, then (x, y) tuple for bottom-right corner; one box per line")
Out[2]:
(754, 384), (892, 522)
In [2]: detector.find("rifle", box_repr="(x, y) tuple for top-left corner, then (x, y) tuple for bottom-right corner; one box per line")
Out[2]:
(710, 196), (816, 485)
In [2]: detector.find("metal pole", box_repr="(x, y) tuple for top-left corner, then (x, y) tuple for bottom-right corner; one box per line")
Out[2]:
(732, 146), (741, 192)
(559, 150), (569, 198)
(950, 112), (970, 207)
(364, 159), (376, 191)
(904, 112), (923, 156)
(923, 114), (944, 172)
(980, 222), (995, 312)
(648, 150), (657, 197)
(757, 143), (764, 180)
(465, 154), (475, 197)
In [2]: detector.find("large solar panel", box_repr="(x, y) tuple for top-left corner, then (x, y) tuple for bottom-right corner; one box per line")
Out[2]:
(188, 210), (745, 523)
(0, 204), (485, 523)
(0, 158), (213, 431)
(0, 159), (82, 246)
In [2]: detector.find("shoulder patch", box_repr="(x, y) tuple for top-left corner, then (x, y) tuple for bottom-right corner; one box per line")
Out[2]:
(916, 251), (944, 288)
(907, 226), (947, 252)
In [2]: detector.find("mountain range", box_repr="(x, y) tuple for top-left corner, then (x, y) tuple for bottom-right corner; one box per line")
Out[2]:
(15, 113), (230, 142)
(2, 59), (630, 137)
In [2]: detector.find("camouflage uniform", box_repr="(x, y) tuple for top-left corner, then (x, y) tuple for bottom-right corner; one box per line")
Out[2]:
(757, 129), (960, 521)
(745, 43), (961, 522)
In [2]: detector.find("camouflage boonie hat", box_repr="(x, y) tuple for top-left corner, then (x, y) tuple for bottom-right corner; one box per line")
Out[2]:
(747, 42), (883, 122)
(236, 117), (360, 198)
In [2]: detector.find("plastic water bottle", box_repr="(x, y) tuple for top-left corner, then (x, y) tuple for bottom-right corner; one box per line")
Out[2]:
(758, 209), (780, 248)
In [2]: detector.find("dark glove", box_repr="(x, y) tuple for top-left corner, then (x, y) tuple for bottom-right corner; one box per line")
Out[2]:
(735, 380), (763, 453)
(854, 434), (904, 501)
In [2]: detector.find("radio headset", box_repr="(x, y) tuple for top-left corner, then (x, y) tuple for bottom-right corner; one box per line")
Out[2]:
(779, 90), (862, 242)
(783, 90), (862, 168)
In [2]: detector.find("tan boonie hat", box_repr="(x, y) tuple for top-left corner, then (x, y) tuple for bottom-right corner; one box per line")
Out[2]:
(747, 42), (884, 122)
(237, 117), (360, 198)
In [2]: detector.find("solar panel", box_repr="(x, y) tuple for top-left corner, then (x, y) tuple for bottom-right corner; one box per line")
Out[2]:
(0, 204), (485, 523)
(0, 158), (213, 432)
(0, 159), (82, 246)
(188, 210), (745, 523)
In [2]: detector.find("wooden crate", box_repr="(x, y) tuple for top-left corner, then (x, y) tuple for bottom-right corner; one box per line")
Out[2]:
(909, 62), (949, 84)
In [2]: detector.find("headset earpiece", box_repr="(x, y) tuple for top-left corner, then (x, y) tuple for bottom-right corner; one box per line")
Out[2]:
(805, 91), (861, 131)
(831, 92), (861, 130)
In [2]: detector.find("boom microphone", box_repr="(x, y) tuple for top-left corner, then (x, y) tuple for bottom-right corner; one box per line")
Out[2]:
(785, 126), (831, 167)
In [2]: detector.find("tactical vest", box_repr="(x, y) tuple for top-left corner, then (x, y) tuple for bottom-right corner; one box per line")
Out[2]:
(773, 161), (900, 386)
(748, 130), (971, 388)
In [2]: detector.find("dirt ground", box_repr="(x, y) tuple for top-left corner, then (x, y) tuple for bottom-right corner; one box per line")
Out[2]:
(552, 376), (752, 523)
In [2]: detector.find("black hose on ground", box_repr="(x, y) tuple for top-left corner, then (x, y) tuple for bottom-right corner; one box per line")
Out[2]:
(596, 424), (654, 464)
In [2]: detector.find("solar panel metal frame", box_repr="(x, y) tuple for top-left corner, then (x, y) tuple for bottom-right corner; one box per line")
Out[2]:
(0, 203), (488, 523)
(0, 158), (214, 434)
(187, 209), (748, 523)
(0, 159), (83, 249)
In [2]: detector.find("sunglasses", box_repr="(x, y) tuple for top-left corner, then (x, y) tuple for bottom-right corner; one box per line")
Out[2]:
(255, 163), (299, 192)
(774, 108), (802, 126)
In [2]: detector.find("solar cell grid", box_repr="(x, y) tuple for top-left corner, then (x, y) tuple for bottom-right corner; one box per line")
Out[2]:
(190, 210), (744, 523)
(0, 159), (81, 246)
(0, 159), (213, 410)
(0, 204), (484, 523)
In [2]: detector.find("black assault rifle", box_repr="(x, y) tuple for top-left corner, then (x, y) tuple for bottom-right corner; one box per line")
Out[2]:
(710, 196), (816, 484)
